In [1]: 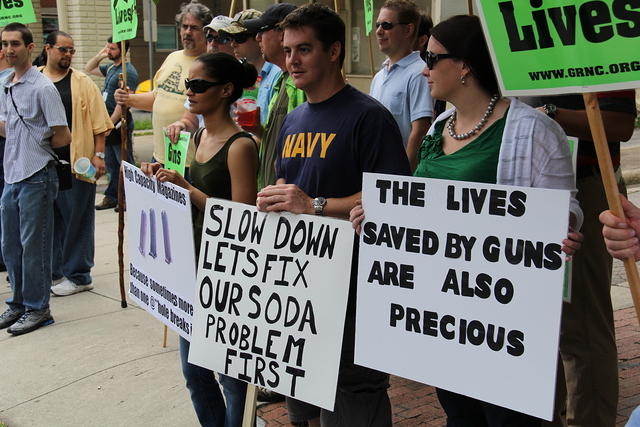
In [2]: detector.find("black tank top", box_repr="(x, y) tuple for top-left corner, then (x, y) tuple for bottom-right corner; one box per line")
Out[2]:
(190, 130), (257, 257)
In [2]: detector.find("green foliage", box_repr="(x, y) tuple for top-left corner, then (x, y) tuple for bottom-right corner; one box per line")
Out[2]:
(134, 119), (152, 131)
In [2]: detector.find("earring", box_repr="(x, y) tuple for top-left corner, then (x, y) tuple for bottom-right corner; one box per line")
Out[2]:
(460, 75), (466, 85)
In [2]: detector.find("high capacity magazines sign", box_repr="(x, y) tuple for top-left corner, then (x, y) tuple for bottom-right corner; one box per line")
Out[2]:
(123, 162), (196, 340)
(188, 200), (354, 410)
(355, 173), (571, 420)
(475, 0), (640, 95)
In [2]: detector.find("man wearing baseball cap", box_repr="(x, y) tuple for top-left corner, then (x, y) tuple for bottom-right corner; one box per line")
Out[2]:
(219, 9), (282, 130)
(245, 3), (306, 191)
(204, 15), (236, 56)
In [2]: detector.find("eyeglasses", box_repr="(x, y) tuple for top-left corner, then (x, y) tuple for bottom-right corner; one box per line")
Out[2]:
(375, 21), (409, 30)
(51, 45), (76, 55)
(425, 51), (456, 69)
(232, 33), (255, 44)
(184, 78), (226, 94)
(206, 34), (231, 44)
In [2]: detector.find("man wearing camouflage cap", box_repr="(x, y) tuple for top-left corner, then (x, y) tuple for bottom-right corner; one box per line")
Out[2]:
(219, 9), (282, 132)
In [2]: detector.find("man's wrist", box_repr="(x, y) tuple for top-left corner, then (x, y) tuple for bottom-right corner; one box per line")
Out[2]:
(311, 197), (327, 216)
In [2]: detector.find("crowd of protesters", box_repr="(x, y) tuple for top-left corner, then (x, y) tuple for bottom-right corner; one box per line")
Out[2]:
(0, 0), (638, 426)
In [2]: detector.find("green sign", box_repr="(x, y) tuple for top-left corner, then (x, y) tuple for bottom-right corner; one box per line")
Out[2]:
(111, 0), (138, 42)
(364, 0), (373, 35)
(475, 0), (640, 95)
(0, 0), (36, 26)
(165, 131), (190, 177)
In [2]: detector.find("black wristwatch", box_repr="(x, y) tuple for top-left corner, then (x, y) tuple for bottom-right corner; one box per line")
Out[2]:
(542, 104), (558, 119)
(312, 197), (326, 215)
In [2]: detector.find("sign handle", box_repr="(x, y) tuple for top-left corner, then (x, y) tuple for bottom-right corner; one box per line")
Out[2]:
(117, 71), (129, 309)
(229, 0), (236, 17)
(468, 0), (473, 14)
(241, 385), (258, 427)
(162, 325), (168, 347)
(582, 92), (640, 323)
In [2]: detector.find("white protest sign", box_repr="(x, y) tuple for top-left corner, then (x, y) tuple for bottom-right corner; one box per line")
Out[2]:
(188, 199), (354, 411)
(355, 173), (570, 420)
(122, 161), (196, 340)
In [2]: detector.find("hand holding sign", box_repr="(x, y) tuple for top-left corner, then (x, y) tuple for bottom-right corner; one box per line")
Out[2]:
(600, 195), (640, 261)
(164, 130), (190, 177)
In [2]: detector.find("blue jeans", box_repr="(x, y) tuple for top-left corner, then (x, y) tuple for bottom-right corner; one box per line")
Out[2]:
(52, 176), (96, 285)
(104, 134), (134, 201)
(179, 337), (247, 427)
(1, 163), (58, 311)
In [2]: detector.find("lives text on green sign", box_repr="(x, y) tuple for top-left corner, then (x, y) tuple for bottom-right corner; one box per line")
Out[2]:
(111, 0), (138, 42)
(475, 0), (640, 95)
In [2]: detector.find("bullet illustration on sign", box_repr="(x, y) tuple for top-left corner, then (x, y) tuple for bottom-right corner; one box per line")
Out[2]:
(161, 210), (172, 264)
(148, 208), (157, 259)
(138, 210), (147, 256)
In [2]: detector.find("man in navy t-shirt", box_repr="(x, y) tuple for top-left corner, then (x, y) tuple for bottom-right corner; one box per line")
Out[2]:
(257, 4), (410, 426)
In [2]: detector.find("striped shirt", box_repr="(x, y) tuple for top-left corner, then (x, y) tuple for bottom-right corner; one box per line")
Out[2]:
(0, 66), (68, 183)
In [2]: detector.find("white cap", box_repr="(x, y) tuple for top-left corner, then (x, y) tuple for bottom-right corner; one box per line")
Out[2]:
(205, 15), (234, 32)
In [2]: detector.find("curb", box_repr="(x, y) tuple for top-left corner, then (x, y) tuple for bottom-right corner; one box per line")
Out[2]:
(624, 168), (640, 186)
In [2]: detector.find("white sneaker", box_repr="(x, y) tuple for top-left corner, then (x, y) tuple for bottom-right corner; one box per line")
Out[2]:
(52, 277), (65, 286)
(51, 279), (94, 296)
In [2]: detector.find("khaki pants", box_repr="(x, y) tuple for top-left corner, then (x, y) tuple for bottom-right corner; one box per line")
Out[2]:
(547, 172), (624, 427)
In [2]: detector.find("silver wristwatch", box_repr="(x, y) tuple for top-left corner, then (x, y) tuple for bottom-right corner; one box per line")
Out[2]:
(95, 151), (106, 159)
(312, 197), (326, 215)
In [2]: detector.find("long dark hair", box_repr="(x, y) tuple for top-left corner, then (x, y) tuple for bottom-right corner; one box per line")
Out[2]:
(196, 52), (257, 105)
(430, 15), (499, 95)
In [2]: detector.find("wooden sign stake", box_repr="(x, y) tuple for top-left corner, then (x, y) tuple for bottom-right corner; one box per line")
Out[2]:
(242, 385), (258, 427)
(117, 42), (129, 309)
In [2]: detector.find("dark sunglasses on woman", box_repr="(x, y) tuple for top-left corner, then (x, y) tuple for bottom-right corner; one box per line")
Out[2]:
(185, 78), (225, 94)
(425, 51), (456, 69)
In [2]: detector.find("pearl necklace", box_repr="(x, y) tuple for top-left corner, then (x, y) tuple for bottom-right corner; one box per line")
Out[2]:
(447, 94), (500, 140)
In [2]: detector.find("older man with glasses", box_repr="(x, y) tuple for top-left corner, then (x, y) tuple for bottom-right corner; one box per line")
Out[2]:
(163, 14), (237, 141)
(115, 0), (210, 175)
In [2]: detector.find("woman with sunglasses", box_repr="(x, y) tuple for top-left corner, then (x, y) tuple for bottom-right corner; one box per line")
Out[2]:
(142, 52), (258, 427)
(351, 14), (583, 426)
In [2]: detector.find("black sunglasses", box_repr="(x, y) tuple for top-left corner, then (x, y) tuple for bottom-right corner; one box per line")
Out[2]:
(425, 51), (456, 69)
(232, 32), (255, 44)
(206, 34), (231, 44)
(184, 78), (226, 93)
(375, 21), (409, 30)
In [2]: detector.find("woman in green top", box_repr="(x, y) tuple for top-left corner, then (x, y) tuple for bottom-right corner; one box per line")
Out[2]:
(142, 52), (258, 427)
(351, 15), (583, 427)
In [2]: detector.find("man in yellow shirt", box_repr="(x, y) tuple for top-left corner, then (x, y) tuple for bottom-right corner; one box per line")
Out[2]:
(39, 31), (113, 296)
(115, 1), (210, 171)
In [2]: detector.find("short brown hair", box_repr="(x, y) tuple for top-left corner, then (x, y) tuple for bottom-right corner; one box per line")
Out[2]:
(382, 0), (420, 35)
(2, 22), (33, 45)
(279, 3), (345, 67)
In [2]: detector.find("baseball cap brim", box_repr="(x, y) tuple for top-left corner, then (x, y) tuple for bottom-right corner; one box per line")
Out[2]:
(243, 3), (297, 34)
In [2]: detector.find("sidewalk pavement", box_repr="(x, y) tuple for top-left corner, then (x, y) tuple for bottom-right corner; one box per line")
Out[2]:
(1, 130), (639, 427)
